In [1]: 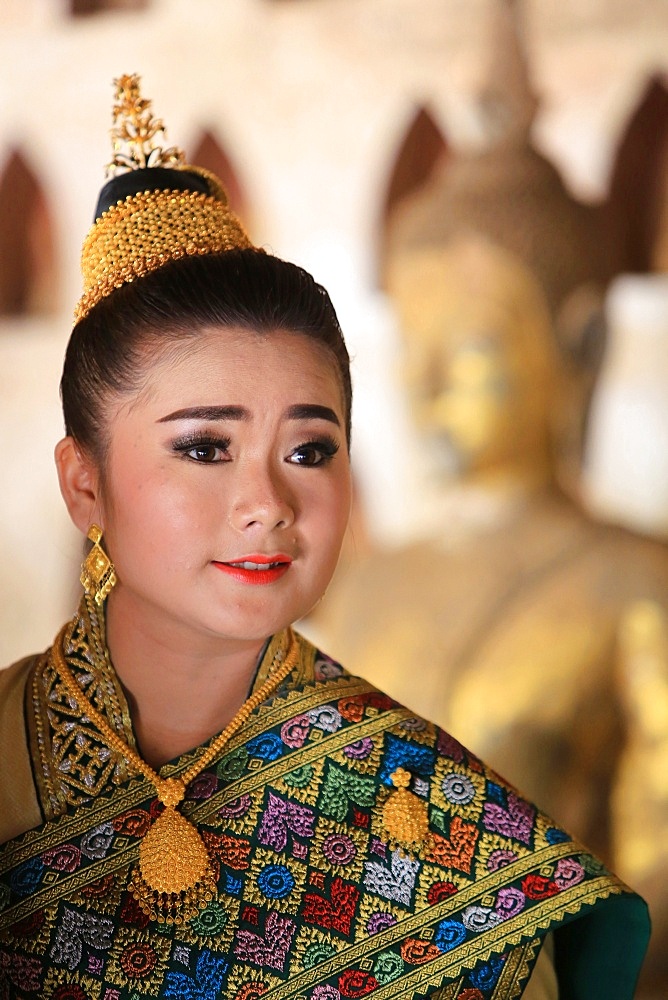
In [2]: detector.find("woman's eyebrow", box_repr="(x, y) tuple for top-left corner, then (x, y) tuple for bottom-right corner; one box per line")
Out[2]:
(285, 404), (340, 426)
(156, 404), (340, 426)
(157, 405), (249, 423)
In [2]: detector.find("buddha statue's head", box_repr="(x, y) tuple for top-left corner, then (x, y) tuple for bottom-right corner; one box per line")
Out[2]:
(387, 236), (557, 481)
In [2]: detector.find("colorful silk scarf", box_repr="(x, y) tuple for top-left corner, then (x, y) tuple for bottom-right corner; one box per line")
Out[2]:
(0, 603), (649, 999)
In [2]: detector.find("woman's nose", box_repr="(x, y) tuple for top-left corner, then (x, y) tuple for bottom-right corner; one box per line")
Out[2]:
(228, 465), (295, 532)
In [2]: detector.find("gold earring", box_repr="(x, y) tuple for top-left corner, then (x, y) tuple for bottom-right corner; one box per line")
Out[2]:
(80, 524), (117, 605)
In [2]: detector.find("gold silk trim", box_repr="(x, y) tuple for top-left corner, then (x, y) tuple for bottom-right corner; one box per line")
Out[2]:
(28, 601), (135, 820)
(424, 939), (542, 1000)
(27, 599), (298, 823)
(492, 936), (542, 1000)
(75, 188), (254, 322)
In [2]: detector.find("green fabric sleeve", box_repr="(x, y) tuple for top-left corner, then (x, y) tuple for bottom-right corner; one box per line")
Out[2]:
(553, 892), (650, 1000)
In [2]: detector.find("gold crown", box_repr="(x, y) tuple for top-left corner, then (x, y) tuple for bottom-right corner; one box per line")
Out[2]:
(75, 74), (254, 323)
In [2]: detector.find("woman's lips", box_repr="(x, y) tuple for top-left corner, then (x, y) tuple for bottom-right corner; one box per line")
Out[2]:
(212, 554), (292, 585)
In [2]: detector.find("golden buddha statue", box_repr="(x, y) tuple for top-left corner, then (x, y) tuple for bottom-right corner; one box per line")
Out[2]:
(320, 235), (668, 993)
(383, 0), (614, 321)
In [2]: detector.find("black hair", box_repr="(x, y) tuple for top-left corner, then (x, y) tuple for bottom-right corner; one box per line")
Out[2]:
(61, 249), (352, 461)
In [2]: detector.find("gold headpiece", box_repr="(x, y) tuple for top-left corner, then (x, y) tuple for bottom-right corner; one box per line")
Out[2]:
(75, 74), (254, 323)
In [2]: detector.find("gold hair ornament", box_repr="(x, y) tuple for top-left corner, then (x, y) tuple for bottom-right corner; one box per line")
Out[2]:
(80, 524), (117, 605)
(74, 74), (255, 323)
(107, 73), (185, 175)
(52, 621), (299, 924)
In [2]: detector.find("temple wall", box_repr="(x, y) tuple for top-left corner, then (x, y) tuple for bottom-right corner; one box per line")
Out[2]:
(0, 0), (667, 659)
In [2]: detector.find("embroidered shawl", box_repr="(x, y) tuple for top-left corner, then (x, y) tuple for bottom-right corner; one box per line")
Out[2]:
(0, 608), (649, 1000)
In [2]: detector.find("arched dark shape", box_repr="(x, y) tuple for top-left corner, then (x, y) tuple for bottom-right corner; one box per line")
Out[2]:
(377, 106), (448, 288)
(0, 148), (58, 317)
(606, 75), (668, 273)
(70, 0), (149, 15)
(190, 129), (249, 226)
(383, 106), (448, 220)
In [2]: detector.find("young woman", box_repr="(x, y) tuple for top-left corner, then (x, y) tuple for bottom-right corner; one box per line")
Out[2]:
(0, 75), (648, 1000)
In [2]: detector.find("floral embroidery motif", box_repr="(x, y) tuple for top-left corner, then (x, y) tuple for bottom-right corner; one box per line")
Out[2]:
(164, 949), (228, 998)
(338, 968), (377, 997)
(483, 793), (535, 845)
(248, 733), (285, 762)
(308, 706), (343, 733)
(363, 851), (419, 906)
(442, 772), (476, 806)
(318, 765), (376, 823)
(42, 845), (82, 873)
(461, 905), (503, 933)
(366, 911), (396, 935)
(303, 877), (360, 936)
(186, 772), (218, 801)
(50, 909), (114, 970)
(554, 857), (585, 890)
(487, 848), (518, 871)
(257, 864), (295, 900)
(495, 886), (526, 920)
(373, 950), (404, 984)
(343, 739), (373, 761)
(234, 912), (297, 971)
(257, 792), (315, 853)
(118, 941), (157, 978)
(434, 919), (467, 953)
(321, 834), (357, 867)
(0, 950), (42, 992)
(80, 823), (115, 860)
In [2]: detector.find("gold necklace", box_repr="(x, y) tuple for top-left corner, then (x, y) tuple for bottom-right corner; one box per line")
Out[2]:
(52, 621), (299, 924)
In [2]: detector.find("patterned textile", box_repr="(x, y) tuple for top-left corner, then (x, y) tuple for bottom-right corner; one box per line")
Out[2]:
(0, 611), (648, 999)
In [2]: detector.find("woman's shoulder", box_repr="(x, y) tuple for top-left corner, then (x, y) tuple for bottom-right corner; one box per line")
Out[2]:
(0, 652), (42, 844)
(0, 652), (41, 724)
(0, 651), (38, 688)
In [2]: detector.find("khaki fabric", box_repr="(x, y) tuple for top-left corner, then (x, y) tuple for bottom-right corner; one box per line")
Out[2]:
(429, 936), (557, 1000)
(522, 936), (558, 1000)
(0, 656), (41, 843)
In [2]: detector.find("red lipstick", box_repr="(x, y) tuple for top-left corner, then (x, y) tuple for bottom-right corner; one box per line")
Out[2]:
(212, 553), (292, 585)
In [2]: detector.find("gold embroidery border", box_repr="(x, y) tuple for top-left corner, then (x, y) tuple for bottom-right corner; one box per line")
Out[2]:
(492, 936), (541, 1000)
(254, 848), (625, 999)
(416, 935), (542, 1000)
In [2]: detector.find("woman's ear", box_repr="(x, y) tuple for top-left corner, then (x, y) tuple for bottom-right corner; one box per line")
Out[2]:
(54, 437), (102, 534)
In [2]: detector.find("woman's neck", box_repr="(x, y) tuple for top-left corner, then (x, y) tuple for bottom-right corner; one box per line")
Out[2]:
(103, 594), (267, 770)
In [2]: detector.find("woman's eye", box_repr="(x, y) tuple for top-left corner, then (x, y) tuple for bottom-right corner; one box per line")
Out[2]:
(288, 439), (339, 466)
(179, 441), (231, 463)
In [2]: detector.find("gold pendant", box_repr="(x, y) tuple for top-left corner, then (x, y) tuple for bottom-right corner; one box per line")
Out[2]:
(382, 768), (430, 853)
(140, 805), (210, 893)
(130, 796), (217, 923)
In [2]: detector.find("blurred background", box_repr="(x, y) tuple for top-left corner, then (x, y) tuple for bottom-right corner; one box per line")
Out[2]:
(1, 0), (668, 994)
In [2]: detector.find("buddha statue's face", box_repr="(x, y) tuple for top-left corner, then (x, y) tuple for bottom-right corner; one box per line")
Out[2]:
(389, 241), (555, 478)
(406, 328), (533, 474)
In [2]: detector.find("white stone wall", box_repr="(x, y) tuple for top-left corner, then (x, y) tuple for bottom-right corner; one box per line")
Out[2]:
(1, 0), (668, 664)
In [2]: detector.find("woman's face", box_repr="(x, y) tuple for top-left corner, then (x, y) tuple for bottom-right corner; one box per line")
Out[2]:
(86, 326), (352, 646)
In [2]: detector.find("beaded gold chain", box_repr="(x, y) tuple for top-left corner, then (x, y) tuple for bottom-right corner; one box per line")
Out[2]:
(51, 621), (299, 923)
